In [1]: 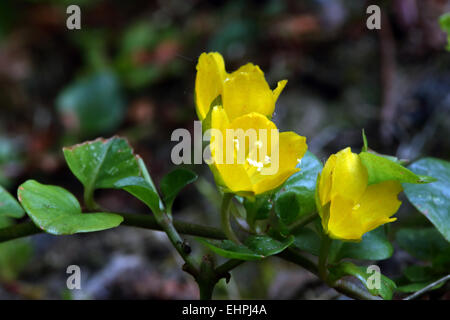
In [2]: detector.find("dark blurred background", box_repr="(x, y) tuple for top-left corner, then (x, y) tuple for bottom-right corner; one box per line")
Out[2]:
(0, 0), (449, 299)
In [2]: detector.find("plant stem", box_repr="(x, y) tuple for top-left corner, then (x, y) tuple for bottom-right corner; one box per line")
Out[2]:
(0, 214), (379, 300)
(215, 259), (245, 278)
(83, 186), (100, 211)
(220, 193), (241, 244)
(197, 254), (217, 300)
(318, 234), (332, 282)
(138, 158), (199, 277)
(0, 221), (41, 243)
(278, 248), (380, 300)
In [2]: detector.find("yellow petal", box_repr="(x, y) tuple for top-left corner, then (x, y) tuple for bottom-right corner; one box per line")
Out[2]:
(331, 147), (368, 202)
(273, 80), (287, 103)
(252, 132), (307, 194)
(222, 63), (275, 120)
(253, 169), (299, 195)
(209, 108), (253, 194)
(195, 52), (227, 120)
(327, 195), (366, 241)
(227, 112), (277, 160)
(214, 162), (254, 194)
(210, 106), (229, 165)
(355, 180), (402, 233)
(210, 105), (229, 132)
(318, 154), (337, 206)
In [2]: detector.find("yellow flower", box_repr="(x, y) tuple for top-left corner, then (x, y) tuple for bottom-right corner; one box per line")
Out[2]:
(317, 147), (402, 241)
(208, 106), (307, 196)
(195, 52), (287, 121)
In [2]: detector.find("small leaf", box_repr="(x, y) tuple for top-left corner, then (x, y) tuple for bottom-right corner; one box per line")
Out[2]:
(0, 185), (25, 219)
(361, 129), (368, 152)
(196, 235), (294, 261)
(330, 227), (394, 261)
(18, 180), (123, 235)
(196, 238), (264, 261)
(114, 176), (161, 214)
(359, 152), (435, 185)
(64, 136), (141, 194)
(244, 194), (272, 226)
(56, 72), (125, 137)
(396, 280), (446, 293)
(245, 235), (294, 256)
(403, 158), (450, 241)
(403, 266), (435, 283)
(275, 191), (300, 225)
(292, 227), (321, 256)
(396, 227), (449, 262)
(160, 168), (198, 211)
(329, 261), (397, 300)
(274, 151), (323, 224)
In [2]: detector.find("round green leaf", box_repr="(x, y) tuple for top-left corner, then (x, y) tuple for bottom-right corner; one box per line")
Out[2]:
(403, 266), (435, 283)
(359, 152), (435, 185)
(396, 227), (449, 262)
(18, 180), (123, 235)
(403, 158), (450, 241)
(63, 136), (141, 193)
(292, 227), (321, 256)
(0, 184), (25, 219)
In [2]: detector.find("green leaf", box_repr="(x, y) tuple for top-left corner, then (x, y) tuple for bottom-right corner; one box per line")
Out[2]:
(160, 168), (198, 211)
(56, 72), (125, 137)
(396, 280), (446, 293)
(361, 129), (368, 152)
(396, 227), (449, 262)
(275, 191), (300, 225)
(274, 151), (323, 224)
(196, 235), (294, 261)
(18, 180), (123, 235)
(329, 261), (397, 300)
(292, 227), (321, 256)
(64, 136), (141, 193)
(403, 265), (435, 283)
(244, 194), (272, 226)
(359, 152), (435, 185)
(0, 185), (25, 219)
(330, 227), (394, 261)
(403, 158), (450, 241)
(245, 235), (294, 256)
(114, 176), (162, 214)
